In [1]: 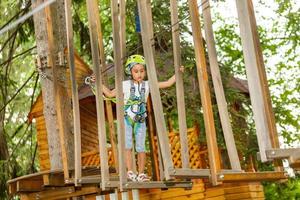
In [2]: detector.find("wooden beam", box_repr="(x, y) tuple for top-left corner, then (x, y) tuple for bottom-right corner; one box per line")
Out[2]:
(169, 168), (211, 179)
(217, 171), (287, 182)
(137, 0), (174, 180)
(265, 148), (300, 159)
(188, 0), (221, 185)
(111, 0), (127, 190)
(124, 181), (192, 189)
(201, 0), (241, 171)
(44, 3), (69, 179)
(16, 179), (43, 192)
(86, 0), (110, 190)
(64, 0), (82, 186)
(170, 0), (189, 169)
(43, 173), (65, 186)
(147, 98), (160, 181)
(235, 0), (276, 163)
(246, 0), (280, 154)
(27, 186), (100, 200)
(93, 0), (119, 173)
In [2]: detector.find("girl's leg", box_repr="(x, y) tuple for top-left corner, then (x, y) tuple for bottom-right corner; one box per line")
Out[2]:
(134, 122), (147, 173)
(124, 116), (134, 171)
(137, 152), (146, 173)
(126, 149), (133, 171)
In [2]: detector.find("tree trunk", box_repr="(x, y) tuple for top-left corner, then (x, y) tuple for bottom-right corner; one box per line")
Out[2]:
(32, 0), (74, 170)
(0, 113), (8, 160)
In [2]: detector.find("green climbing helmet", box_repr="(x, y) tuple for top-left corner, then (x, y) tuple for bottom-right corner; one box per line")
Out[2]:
(125, 54), (146, 76)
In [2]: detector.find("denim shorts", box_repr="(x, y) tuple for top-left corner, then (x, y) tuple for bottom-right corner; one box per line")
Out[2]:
(124, 116), (146, 152)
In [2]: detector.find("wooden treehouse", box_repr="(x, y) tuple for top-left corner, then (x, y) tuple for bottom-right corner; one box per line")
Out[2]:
(7, 0), (300, 200)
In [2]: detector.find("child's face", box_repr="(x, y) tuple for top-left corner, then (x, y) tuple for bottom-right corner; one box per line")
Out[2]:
(131, 64), (146, 83)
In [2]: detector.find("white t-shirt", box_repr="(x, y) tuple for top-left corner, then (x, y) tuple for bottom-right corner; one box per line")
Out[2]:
(122, 80), (149, 119)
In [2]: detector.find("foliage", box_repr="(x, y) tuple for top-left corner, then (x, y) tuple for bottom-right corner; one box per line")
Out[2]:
(0, 0), (299, 199)
(264, 175), (300, 200)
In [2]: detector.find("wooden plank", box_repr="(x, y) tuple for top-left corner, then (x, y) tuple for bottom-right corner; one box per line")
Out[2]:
(170, 0), (189, 169)
(201, 0), (241, 171)
(86, 0), (110, 189)
(218, 171), (287, 182)
(27, 186), (100, 200)
(187, 0), (221, 185)
(246, 0), (281, 163)
(205, 188), (224, 198)
(124, 181), (192, 189)
(265, 148), (300, 159)
(235, 0), (273, 162)
(225, 191), (264, 200)
(44, 3), (69, 179)
(94, 0), (118, 172)
(137, 0), (174, 180)
(147, 99), (160, 180)
(64, 0), (82, 186)
(43, 173), (65, 186)
(224, 184), (263, 194)
(111, 0), (127, 190)
(169, 168), (210, 178)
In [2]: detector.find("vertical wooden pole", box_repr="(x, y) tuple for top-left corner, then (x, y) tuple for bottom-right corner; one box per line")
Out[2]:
(64, 0), (82, 185)
(44, 4), (69, 179)
(137, 0), (174, 180)
(201, 0), (241, 170)
(147, 98), (160, 180)
(93, 0), (119, 172)
(170, 0), (189, 169)
(86, 0), (110, 189)
(188, 0), (221, 185)
(235, 0), (279, 164)
(111, 0), (127, 189)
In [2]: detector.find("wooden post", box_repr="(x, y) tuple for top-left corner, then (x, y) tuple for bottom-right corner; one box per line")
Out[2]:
(235, 0), (280, 164)
(188, 0), (221, 185)
(170, 0), (189, 169)
(111, 0), (127, 189)
(201, 0), (241, 170)
(93, 0), (119, 172)
(64, 0), (82, 185)
(147, 98), (160, 180)
(137, 0), (174, 180)
(44, 3), (70, 179)
(86, 0), (110, 189)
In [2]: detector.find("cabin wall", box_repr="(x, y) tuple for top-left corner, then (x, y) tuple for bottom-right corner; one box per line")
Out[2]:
(33, 97), (100, 171)
(36, 116), (51, 171)
(80, 105), (99, 153)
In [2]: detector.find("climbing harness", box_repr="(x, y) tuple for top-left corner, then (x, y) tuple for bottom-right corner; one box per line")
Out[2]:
(124, 80), (147, 123)
(85, 76), (147, 121)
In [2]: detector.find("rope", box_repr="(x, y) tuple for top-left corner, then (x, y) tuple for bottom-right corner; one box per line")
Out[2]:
(0, 0), (56, 36)
(100, 0), (211, 75)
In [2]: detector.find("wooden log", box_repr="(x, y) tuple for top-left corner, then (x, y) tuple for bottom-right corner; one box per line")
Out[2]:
(86, 0), (110, 189)
(188, 0), (221, 185)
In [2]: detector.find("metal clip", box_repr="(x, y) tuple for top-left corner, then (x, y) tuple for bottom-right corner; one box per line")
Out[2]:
(57, 51), (67, 67)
